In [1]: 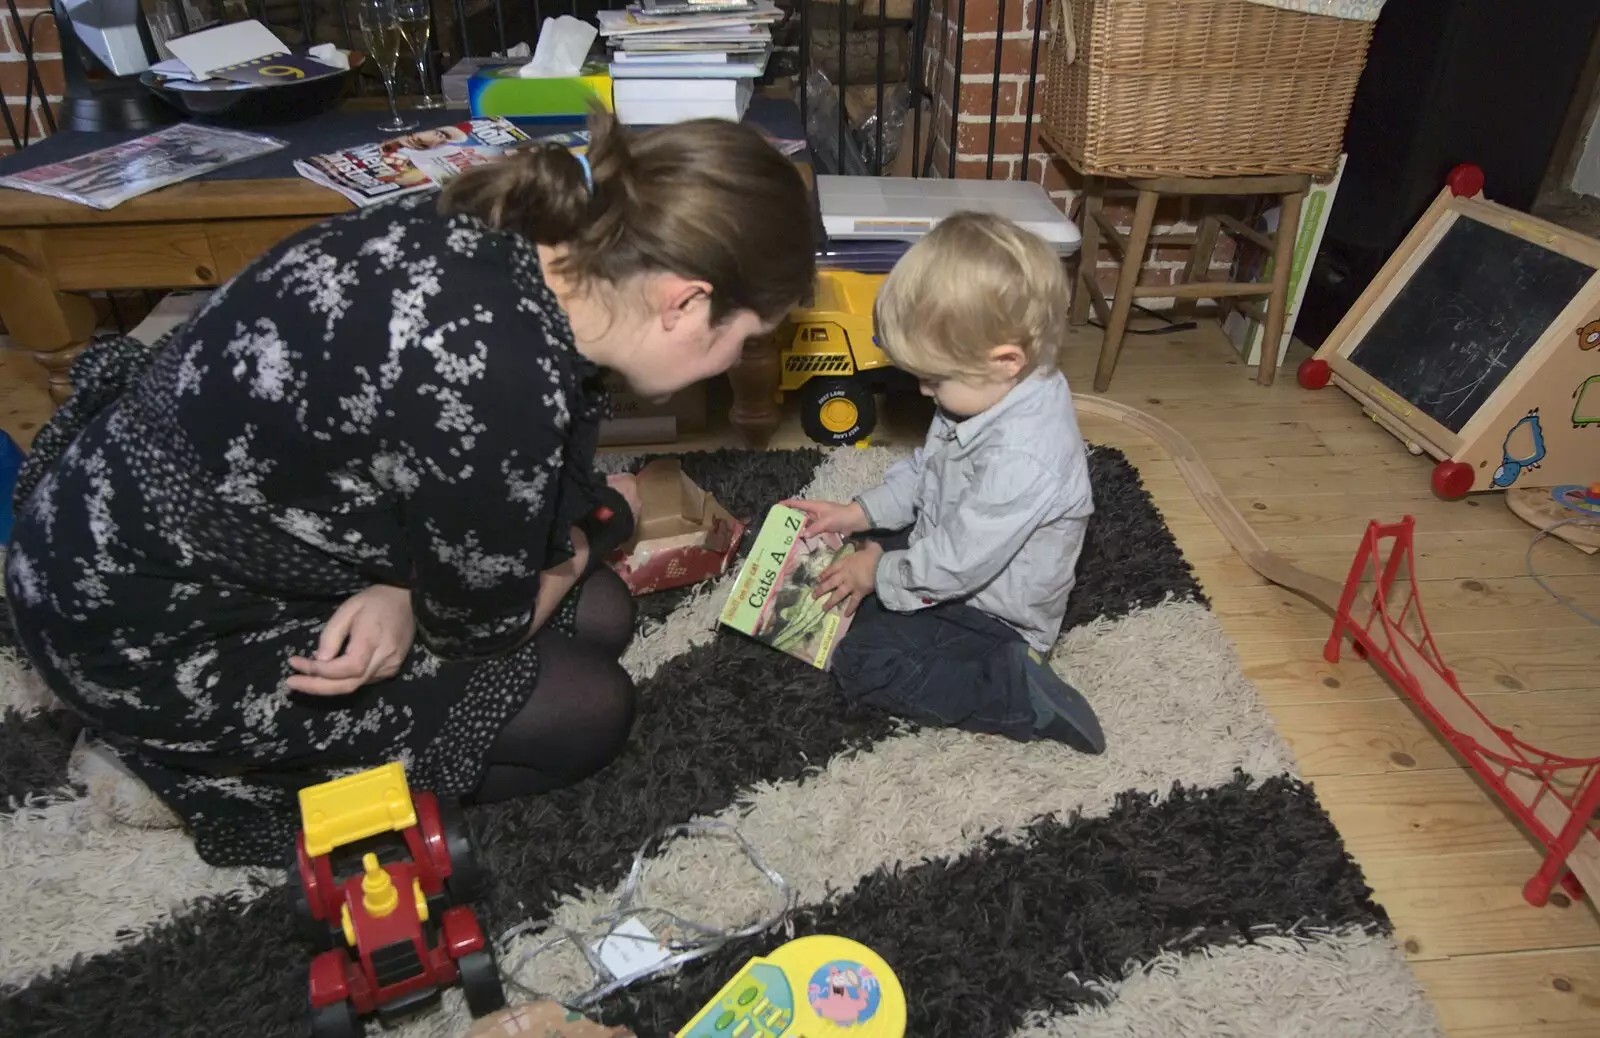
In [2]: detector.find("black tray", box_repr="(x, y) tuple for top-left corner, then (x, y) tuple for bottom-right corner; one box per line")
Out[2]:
(140, 52), (367, 127)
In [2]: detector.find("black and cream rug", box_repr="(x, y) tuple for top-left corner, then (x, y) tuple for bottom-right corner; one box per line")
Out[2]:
(0, 446), (1444, 1038)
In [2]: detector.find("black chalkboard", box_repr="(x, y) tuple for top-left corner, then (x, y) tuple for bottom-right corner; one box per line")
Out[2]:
(1348, 217), (1595, 433)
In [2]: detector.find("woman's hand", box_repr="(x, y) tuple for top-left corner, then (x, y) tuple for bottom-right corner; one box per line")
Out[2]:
(785, 499), (870, 537)
(532, 527), (590, 633)
(813, 541), (883, 616)
(606, 472), (642, 520)
(288, 585), (416, 696)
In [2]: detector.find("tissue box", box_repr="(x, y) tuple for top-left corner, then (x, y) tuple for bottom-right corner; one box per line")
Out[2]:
(468, 63), (613, 121)
(442, 57), (519, 105)
(606, 459), (746, 596)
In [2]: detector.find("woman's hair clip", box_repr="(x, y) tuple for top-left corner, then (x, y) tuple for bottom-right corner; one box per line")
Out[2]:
(574, 152), (594, 194)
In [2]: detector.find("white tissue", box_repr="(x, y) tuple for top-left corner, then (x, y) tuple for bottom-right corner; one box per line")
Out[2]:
(516, 15), (597, 78)
(502, 41), (531, 59)
(307, 42), (350, 70)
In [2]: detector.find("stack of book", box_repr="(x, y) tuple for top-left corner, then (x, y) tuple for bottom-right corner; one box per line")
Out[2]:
(597, 0), (783, 124)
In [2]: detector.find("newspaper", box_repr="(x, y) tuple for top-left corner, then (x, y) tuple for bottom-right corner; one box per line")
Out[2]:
(294, 118), (587, 206)
(0, 123), (286, 210)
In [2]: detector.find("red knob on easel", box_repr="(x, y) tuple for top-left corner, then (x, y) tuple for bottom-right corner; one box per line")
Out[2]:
(1446, 164), (1485, 199)
(1431, 461), (1475, 501)
(1297, 358), (1332, 390)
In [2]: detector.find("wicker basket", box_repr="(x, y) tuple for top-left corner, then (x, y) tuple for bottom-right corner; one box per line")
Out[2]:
(1040, 0), (1374, 179)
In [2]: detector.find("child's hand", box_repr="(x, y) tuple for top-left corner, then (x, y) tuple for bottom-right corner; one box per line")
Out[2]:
(785, 499), (870, 536)
(814, 542), (883, 616)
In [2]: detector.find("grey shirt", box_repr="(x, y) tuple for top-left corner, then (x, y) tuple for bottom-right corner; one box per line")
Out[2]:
(854, 368), (1093, 651)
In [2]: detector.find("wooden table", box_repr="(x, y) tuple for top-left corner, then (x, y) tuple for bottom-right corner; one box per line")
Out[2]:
(0, 147), (792, 449)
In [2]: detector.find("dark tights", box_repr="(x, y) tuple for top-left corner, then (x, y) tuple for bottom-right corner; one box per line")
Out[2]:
(471, 567), (638, 802)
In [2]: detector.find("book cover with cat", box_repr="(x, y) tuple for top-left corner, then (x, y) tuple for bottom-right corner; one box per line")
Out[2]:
(720, 503), (858, 670)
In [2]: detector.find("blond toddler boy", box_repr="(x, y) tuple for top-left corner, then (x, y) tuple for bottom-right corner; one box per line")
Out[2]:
(790, 212), (1102, 752)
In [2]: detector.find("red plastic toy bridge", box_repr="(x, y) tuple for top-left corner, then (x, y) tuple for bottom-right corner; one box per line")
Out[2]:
(1326, 516), (1600, 906)
(1076, 396), (1600, 910)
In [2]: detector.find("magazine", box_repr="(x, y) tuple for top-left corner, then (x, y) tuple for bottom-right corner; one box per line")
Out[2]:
(720, 503), (859, 670)
(0, 123), (286, 210)
(293, 119), (587, 207)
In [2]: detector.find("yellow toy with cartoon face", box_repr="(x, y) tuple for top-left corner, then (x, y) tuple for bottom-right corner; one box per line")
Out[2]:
(679, 935), (906, 1037)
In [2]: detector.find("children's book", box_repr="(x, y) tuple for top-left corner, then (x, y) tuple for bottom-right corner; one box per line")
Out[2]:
(719, 503), (858, 670)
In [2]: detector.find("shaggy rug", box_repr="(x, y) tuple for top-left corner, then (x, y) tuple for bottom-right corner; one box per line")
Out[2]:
(0, 445), (1446, 1038)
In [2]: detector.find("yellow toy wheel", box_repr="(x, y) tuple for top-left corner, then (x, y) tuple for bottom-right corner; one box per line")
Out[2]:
(801, 377), (876, 446)
(819, 396), (859, 433)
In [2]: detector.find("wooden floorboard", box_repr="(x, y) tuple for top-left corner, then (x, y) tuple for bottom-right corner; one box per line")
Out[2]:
(1060, 330), (1600, 1036)
(1412, 947), (1600, 1038)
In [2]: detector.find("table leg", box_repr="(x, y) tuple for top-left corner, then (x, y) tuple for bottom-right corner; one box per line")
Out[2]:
(1258, 190), (1305, 387)
(0, 230), (95, 406)
(1070, 176), (1102, 327)
(1175, 210), (1221, 321)
(1093, 187), (1159, 393)
(728, 328), (782, 448)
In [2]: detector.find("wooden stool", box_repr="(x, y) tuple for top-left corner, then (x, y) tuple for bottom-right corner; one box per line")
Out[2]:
(1071, 173), (1312, 391)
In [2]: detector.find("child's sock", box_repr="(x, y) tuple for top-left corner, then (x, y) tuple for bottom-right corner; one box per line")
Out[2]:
(1008, 643), (1106, 754)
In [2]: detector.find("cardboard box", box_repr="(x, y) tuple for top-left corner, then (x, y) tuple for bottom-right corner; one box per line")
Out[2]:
(599, 374), (707, 446)
(1223, 155), (1346, 367)
(468, 63), (613, 121)
(606, 459), (746, 595)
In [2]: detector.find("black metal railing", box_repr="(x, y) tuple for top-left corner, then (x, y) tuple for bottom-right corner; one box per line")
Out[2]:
(5, 0), (1050, 188)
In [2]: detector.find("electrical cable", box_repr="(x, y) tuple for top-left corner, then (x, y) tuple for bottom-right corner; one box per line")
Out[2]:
(497, 820), (795, 1010)
(1526, 517), (1600, 628)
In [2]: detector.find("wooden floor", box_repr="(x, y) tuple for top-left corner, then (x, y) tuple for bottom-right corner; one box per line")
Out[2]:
(1056, 330), (1600, 1038)
(0, 322), (1597, 1035)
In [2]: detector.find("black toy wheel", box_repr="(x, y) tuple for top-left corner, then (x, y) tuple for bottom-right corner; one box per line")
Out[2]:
(801, 378), (877, 446)
(310, 998), (363, 1038)
(437, 798), (484, 904)
(289, 865), (337, 951)
(458, 949), (507, 1017)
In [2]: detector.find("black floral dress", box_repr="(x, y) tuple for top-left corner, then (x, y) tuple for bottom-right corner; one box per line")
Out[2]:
(4, 194), (610, 867)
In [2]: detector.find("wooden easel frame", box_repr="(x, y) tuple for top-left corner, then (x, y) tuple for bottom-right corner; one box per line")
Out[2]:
(1308, 179), (1600, 493)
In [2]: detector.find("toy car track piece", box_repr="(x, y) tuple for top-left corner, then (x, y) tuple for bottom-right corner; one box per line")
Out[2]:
(680, 935), (907, 1037)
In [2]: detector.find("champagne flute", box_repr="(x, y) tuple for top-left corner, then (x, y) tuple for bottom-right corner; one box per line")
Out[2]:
(356, 0), (416, 133)
(396, 0), (444, 110)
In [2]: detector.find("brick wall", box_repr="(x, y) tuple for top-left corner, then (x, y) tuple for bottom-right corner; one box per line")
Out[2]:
(917, 0), (1236, 303)
(1, 6), (62, 154)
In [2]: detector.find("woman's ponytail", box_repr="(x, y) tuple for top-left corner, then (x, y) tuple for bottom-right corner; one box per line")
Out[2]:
(439, 128), (597, 244)
(441, 105), (814, 326)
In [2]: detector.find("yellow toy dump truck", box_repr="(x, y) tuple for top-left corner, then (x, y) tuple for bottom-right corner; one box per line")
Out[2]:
(780, 270), (909, 446)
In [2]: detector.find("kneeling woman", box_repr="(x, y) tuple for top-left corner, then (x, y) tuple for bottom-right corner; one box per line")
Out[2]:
(4, 111), (814, 866)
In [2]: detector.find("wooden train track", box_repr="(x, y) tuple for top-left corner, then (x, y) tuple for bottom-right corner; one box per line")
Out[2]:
(1076, 395), (1346, 611)
(1076, 394), (1600, 908)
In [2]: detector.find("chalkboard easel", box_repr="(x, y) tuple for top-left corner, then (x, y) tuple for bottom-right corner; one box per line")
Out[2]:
(1298, 165), (1600, 499)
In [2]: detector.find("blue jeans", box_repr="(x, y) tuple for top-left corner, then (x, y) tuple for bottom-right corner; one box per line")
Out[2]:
(831, 591), (1036, 741)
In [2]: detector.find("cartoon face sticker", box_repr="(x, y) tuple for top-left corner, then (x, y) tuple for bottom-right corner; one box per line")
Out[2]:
(1581, 320), (1600, 351)
(807, 961), (882, 1027)
(1490, 409), (1547, 488)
